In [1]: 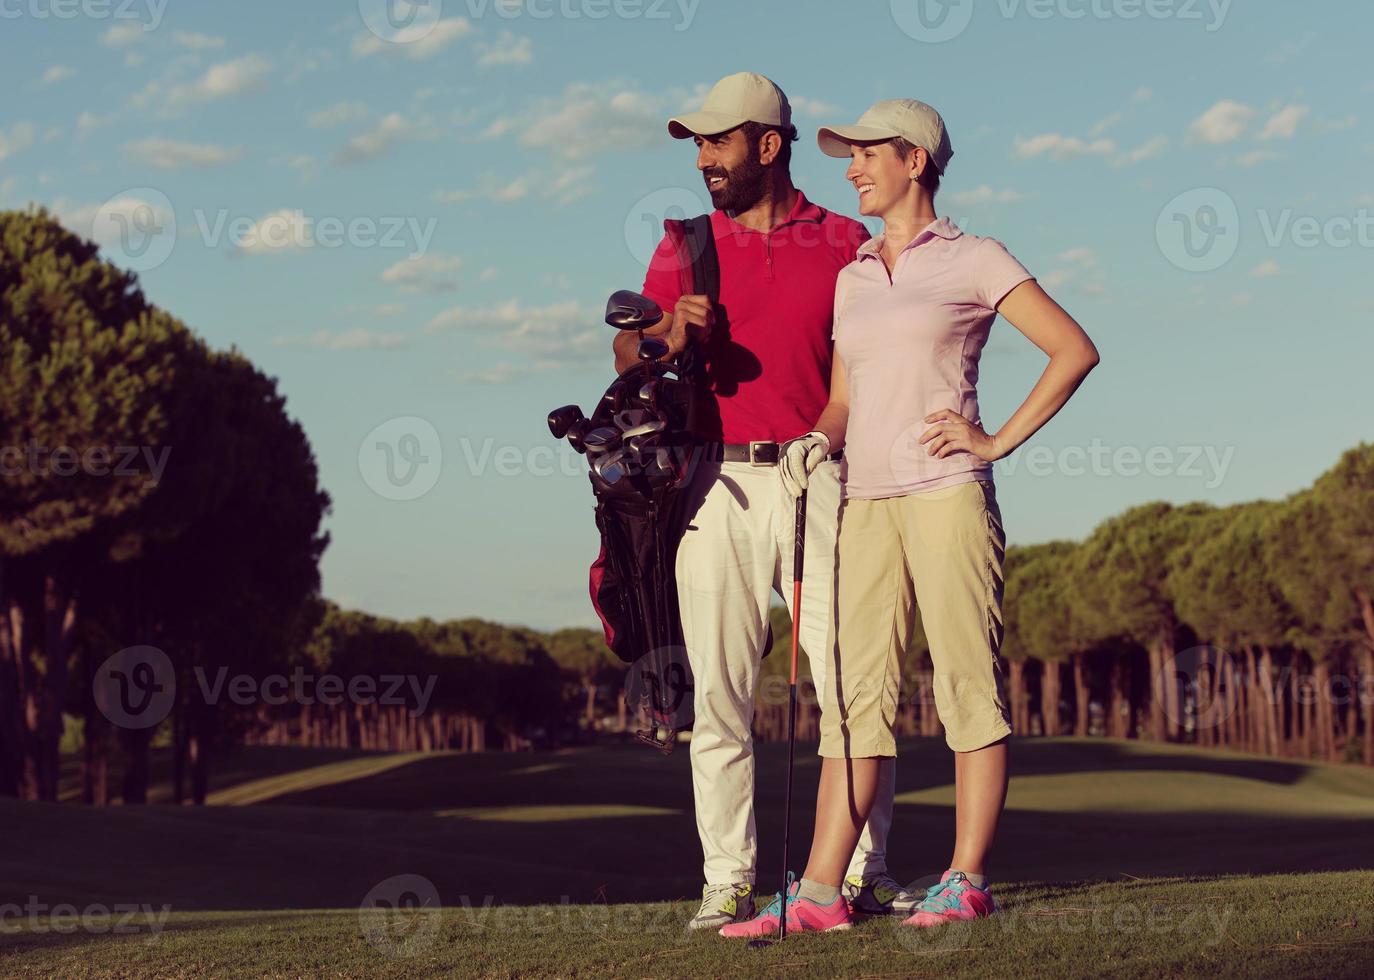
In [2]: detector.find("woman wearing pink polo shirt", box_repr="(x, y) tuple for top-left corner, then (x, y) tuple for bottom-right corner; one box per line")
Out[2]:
(723, 99), (1099, 938)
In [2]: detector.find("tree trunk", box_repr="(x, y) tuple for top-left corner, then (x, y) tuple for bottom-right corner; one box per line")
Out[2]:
(1008, 659), (1027, 735)
(120, 727), (151, 804)
(0, 558), (25, 797)
(1161, 632), (1181, 741)
(1107, 659), (1129, 738)
(1260, 646), (1280, 757)
(82, 704), (109, 806)
(1040, 660), (1062, 737)
(1145, 642), (1164, 741)
(1364, 648), (1374, 767)
(583, 677), (597, 730)
(38, 569), (77, 801)
(1072, 653), (1089, 737)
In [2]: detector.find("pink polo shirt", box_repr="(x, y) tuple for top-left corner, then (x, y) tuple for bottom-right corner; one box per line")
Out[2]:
(641, 192), (869, 444)
(833, 217), (1034, 500)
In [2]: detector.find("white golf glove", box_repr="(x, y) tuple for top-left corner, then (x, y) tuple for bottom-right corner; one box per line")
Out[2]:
(778, 431), (831, 499)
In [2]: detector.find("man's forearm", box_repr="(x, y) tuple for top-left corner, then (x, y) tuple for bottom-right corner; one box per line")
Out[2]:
(813, 403), (848, 453)
(612, 320), (674, 374)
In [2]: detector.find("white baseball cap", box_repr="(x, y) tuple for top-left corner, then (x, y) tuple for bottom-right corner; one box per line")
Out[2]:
(668, 71), (792, 139)
(817, 99), (954, 173)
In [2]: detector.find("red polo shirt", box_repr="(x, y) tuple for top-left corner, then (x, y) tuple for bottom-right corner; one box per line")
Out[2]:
(641, 191), (869, 444)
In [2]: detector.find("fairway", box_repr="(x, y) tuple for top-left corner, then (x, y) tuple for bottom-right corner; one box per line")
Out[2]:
(4, 737), (1374, 977)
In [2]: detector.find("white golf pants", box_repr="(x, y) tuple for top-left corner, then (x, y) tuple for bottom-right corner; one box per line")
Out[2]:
(675, 457), (896, 886)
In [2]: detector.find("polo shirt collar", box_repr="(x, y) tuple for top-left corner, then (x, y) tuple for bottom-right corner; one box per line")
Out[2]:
(720, 190), (826, 234)
(857, 216), (963, 261)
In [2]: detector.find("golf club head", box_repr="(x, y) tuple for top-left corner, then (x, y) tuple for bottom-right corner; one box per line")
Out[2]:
(604, 290), (663, 331)
(546, 404), (584, 440)
(612, 409), (649, 432)
(637, 336), (670, 364)
(592, 448), (627, 484)
(636, 380), (659, 408)
(620, 419), (666, 440)
(566, 419), (592, 454)
(581, 426), (621, 451)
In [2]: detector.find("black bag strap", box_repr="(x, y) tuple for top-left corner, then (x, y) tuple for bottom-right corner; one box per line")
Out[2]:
(683, 214), (719, 304)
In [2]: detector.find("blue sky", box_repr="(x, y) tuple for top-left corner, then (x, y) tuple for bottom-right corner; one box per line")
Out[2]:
(2, 0), (1371, 631)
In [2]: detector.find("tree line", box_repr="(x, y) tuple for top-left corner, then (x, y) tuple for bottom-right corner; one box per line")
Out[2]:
(3, 208), (1370, 814)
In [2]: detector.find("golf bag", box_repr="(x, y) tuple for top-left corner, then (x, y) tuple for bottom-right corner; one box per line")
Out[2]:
(549, 215), (720, 753)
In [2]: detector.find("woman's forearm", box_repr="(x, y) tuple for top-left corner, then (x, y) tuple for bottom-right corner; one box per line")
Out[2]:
(813, 402), (849, 453)
(992, 345), (1098, 460)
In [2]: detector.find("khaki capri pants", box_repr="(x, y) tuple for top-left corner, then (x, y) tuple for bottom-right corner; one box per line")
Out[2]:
(819, 478), (1013, 757)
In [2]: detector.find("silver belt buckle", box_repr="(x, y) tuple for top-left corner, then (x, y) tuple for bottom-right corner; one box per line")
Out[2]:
(748, 441), (770, 466)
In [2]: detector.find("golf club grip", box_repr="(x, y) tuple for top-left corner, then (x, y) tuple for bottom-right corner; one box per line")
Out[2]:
(793, 490), (807, 582)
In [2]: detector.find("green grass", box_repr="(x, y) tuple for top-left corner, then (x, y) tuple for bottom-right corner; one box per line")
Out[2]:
(5, 737), (1374, 977)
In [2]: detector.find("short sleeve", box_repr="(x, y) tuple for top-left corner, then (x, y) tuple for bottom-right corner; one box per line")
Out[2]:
(640, 232), (686, 314)
(830, 266), (850, 341)
(972, 237), (1035, 310)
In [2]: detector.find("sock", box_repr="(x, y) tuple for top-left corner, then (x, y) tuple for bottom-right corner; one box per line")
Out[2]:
(798, 878), (840, 905)
(951, 869), (989, 889)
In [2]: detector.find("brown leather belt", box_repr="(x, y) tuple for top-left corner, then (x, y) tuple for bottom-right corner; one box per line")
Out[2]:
(700, 442), (843, 466)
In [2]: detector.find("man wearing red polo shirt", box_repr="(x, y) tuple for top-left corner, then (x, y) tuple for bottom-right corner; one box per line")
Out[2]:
(612, 72), (913, 931)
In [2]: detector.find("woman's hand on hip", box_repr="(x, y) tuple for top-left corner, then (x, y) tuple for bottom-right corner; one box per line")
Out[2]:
(918, 410), (1004, 462)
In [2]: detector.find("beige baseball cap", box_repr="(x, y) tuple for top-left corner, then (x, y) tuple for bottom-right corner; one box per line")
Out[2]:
(668, 71), (791, 139)
(817, 99), (954, 173)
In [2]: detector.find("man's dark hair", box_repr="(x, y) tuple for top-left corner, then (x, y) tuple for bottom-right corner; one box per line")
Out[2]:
(740, 121), (798, 172)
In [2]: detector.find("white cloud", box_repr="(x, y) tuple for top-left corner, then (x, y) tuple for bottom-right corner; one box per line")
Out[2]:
(480, 267), (499, 281)
(509, 82), (663, 160)
(352, 18), (472, 60)
(124, 138), (242, 170)
(333, 113), (422, 165)
(77, 111), (113, 132)
(0, 122), (36, 161)
(1013, 133), (1117, 161)
(1233, 149), (1280, 167)
(1231, 292), (1253, 307)
(425, 299), (602, 358)
(790, 95), (841, 118)
(40, 65), (75, 85)
(946, 185), (1029, 206)
(1313, 116), (1358, 134)
(1249, 260), (1280, 278)
(1357, 193), (1374, 207)
(139, 54), (273, 113)
(174, 32), (226, 50)
(1057, 247), (1097, 266)
(236, 209), (314, 254)
(309, 101), (370, 128)
(1088, 112), (1123, 137)
(1114, 135), (1168, 166)
(100, 23), (146, 46)
(53, 194), (173, 248)
(1133, 87), (1153, 104)
(273, 329), (408, 351)
(435, 165), (593, 207)
(476, 31), (533, 68)
(382, 254), (464, 292)
(1258, 105), (1308, 141)
(1188, 100), (1254, 145)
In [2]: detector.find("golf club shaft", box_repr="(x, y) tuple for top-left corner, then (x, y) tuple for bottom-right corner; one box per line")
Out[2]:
(779, 489), (807, 940)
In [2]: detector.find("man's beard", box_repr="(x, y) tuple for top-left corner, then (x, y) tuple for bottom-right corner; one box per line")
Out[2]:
(704, 150), (768, 214)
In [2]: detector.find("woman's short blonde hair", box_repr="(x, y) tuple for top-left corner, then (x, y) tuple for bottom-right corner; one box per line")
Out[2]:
(889, 136), (941, 193)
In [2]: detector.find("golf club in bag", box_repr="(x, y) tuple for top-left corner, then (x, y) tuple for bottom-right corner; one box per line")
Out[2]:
(546, 290), (703, 753)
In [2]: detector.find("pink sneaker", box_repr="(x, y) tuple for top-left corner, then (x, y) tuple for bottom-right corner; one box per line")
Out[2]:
(901, 870), (996, 928)
(719, 880), (853, 938)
